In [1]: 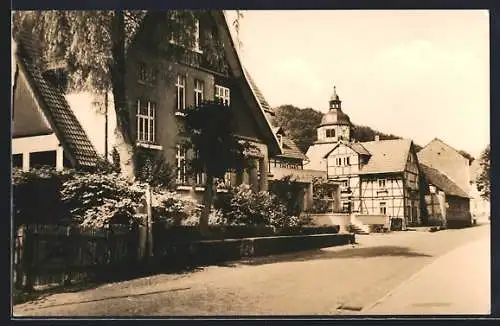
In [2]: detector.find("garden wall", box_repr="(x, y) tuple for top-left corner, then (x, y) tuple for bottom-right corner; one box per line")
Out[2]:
(153, 233), (355, 268)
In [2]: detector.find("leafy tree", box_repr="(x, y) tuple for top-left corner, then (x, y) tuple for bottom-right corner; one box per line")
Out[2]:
(12, 10), (243, 179)
(476, 144), (490, 200)
(183, 100), (254, 235)
(269, 175), (304, 217)
(273, 105), (410, 153)
(274, 105), (323, 152)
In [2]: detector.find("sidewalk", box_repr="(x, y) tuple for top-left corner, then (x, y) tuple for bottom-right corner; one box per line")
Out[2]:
(364, 236), (490, 315)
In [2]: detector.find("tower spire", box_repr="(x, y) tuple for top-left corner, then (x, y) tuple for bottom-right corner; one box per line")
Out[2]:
(330, 85), (338, 102)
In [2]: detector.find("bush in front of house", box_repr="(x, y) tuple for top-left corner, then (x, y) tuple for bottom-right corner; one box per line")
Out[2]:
(12, 167), (75, 227)
(151, 190), (202, 227)
(213, 184), (303, 228)
(60, 171), (145, 227)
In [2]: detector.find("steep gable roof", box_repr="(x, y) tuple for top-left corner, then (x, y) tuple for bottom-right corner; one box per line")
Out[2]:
(420, 164), (471, 198)
(417, 137), (470, 194)
(243, 68), (308, 161)
(358, 139), (413, 175)
(13, 34), (98, 169)
(322, 140), (371, 158)
(203, 11), (282, 155)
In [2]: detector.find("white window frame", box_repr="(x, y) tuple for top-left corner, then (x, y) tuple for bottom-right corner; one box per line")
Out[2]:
(176, 145), (187, 185)
(378, 179), (386, 189)
(194, 79), (204, 106)
(176, 74), (186, 112)
(380, 202), (387, 215)
(326, 129), (335, 138)
(136, 99), (157, 144)
(215, 85), (230, 106)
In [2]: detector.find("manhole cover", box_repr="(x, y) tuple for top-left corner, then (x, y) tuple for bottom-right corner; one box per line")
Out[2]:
(412, 302), (451, 308)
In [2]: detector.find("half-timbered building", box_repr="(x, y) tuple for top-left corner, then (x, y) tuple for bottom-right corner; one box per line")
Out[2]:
(305, 86), (423, 229)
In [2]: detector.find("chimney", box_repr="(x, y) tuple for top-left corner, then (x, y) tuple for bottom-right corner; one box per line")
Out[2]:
(375, 135), (380, 141)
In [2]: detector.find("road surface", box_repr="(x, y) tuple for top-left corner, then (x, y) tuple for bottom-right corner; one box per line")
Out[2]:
(13, 222), (490, 316)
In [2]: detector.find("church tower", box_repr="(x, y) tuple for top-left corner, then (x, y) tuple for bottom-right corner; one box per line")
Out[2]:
(316, 86), (352, 143)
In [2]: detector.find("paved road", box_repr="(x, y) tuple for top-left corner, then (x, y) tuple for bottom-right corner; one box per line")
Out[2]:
(364, 235), (490, 315)
(13, 223), (490, 317)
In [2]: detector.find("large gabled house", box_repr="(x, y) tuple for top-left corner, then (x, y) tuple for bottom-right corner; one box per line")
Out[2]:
(11, 36), (98, 171)
(245, 71), (326, 211)
(36, 11), (282, 199)
(305, 87), (424, 230)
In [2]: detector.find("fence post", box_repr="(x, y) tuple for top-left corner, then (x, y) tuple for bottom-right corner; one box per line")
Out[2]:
(21, 225), (35, 291)
(63, 226), (72, 286)
(146, 185), (154, 262)
(14, 226), (24, 289)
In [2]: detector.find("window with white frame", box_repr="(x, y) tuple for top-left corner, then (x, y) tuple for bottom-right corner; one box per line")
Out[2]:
(175, 74), (186, 112)
(194, 79), (204, 106)
(215, 85), (230, 106)
(136, 99), (157, 143)
(176, 145), (187, 184)
(346, 157), (350, 165)
(379, 202), (387, 215)
(326, 129), (335, 138)
(378, 179), (386, 189)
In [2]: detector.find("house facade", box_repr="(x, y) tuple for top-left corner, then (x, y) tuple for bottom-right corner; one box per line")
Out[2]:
(305, 87), (422, 229)
(245, 72), (326, 211)
(420, 163), (472, 227)
(417, 138), (473, 225)
(37, 11), (281, 199)
(11, 36), (98, 171)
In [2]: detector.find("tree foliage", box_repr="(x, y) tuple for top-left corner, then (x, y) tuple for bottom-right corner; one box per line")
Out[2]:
(12, 10), (243, 178)
(274, 105), (323, 153)
(183, 100), (255, 235)
(274, 105), (405, 153)
(476, 144), (490, 200)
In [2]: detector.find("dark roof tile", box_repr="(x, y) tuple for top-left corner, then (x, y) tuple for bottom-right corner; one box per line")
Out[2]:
(14, 35), (98, 168)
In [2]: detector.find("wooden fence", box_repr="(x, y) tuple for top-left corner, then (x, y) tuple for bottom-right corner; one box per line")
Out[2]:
(13, 224), (140, 291)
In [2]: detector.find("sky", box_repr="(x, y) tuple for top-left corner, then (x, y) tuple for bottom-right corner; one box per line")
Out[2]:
(226, 10), (490, 158)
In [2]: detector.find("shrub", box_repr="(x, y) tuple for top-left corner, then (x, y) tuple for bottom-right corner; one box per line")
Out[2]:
(60, 172), (145, 227)
(269, 175), (303, 217)
(214, 184), (298, 228)
(12, 167), (74, 227)
(151, 190), (202, 227)
(306, 177), (333, 214)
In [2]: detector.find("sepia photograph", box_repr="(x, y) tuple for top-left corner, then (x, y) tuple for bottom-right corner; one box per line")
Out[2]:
(11, 9), (491, 317)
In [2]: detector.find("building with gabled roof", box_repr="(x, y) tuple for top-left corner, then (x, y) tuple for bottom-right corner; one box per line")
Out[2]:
(245, 70), (325, 211)
(11, 35), (98, 171)
(420, 163), (473, 227)
(24, 11), (282, 199)
(417, 138), (473, 227)
(305, 86), (423, 230)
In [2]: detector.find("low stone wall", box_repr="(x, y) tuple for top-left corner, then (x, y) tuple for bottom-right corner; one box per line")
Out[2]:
(307, 213), (351, 233)
(153, 233), (355, 268)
